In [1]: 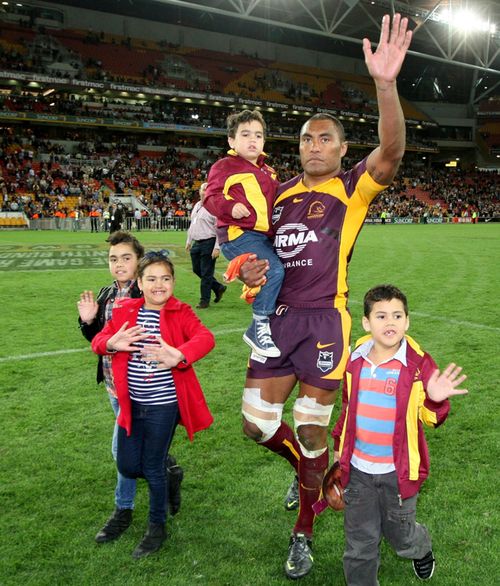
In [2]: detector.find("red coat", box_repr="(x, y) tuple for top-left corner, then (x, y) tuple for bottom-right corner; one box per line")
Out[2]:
(92, 296), (215, 440)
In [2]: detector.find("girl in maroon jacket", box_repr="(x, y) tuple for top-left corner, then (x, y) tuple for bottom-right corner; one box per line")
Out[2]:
(92, 251), (215, 559)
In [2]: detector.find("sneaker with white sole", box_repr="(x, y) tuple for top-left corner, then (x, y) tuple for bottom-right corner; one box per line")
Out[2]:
(284, 532), (313, 580)
(413, 550), (435, 580)
(243, 318), (281, 358)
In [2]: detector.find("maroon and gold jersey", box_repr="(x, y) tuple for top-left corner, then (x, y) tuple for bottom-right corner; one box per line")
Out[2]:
(204, 150), (279, 244)
(273, 158), (386, 309)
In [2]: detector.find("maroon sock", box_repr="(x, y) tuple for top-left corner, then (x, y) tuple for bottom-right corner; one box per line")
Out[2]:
(293, 449), (329, 537)
(259, 422), (300, 472)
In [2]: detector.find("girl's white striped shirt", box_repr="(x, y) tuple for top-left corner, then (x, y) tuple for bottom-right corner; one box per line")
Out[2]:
(127, 307), (177, 405)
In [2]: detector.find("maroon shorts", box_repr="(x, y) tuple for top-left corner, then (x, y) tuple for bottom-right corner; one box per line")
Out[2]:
(247, 306), (352, 390)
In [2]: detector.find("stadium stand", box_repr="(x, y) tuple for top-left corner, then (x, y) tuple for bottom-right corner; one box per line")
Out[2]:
(0, 7), (498, 230)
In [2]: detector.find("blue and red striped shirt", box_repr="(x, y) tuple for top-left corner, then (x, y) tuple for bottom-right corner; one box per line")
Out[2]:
(350, 339), (406, 474)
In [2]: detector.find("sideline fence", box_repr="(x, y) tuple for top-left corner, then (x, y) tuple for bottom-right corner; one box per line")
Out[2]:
(27, 216), (191, 231)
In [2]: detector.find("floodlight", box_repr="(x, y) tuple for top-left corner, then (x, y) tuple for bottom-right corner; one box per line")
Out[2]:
(436, 8), (495, 34)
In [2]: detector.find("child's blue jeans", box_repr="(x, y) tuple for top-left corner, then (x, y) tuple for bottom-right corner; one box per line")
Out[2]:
(221, 231), (284, 317)
(110, 395), (137, 510)
(117, 401), (179, 524)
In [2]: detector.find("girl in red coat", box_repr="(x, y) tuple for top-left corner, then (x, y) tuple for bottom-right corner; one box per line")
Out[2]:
(92, 251), (215, 559)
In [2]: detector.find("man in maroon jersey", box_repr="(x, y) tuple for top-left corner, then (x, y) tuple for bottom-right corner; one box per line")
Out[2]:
(238, 14), (412, 579)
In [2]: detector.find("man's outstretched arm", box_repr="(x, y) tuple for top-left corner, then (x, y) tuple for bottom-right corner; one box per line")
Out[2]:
(365, 13), (412, 185)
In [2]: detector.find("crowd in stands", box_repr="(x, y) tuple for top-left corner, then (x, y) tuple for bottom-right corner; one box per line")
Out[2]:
(0, 19), (436, 144)
(0, 18), (496, 226)
(0, 17), (446, 156)
(0, 91), (437, 150)
(0, 24), (328, 101)
(366, 164), (500, 221)
(236, 70), (318, 102)
(411, 168), (499, 219)
(1, 127), (498, 225)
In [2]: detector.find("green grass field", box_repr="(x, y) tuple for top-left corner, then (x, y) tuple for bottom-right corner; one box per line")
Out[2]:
(0, 224), (499, 585)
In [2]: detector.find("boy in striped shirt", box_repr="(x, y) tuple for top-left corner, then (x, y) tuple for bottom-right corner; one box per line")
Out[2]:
(332, 284), (468, 584)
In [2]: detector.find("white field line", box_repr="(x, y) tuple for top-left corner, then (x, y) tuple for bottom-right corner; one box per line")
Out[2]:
(0, 314), (497, 364)
(1, 265), (193, 274)
(408, 310), (500, 332)
(0, 348), (89, 362)
(0, 327), (244, 363)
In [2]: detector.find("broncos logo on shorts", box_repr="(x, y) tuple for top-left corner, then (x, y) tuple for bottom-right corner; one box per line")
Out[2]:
(317, 350), (334, 373)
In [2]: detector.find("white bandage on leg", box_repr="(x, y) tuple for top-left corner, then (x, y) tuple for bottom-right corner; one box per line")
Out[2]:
(242, 387), (284, 442)
(293, 395), (334, 458)
(293, 395), (334, 428)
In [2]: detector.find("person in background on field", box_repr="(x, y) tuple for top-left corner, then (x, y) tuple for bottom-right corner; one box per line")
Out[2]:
(89, 206), (101, 233)
(77, 232), (184, 547)
(91, 251), (215, 558)
(109, 203), (123, 233)
(203, 109), (283, 358)
(235, 14), (412, 580)
(185, 182), (227, 309)
(54, 208), (66, 229)
(103, 207), (111, 231)
(70, 208), (80, 231)
(134, 208), (142, 231)
(332, 284), (468, 584)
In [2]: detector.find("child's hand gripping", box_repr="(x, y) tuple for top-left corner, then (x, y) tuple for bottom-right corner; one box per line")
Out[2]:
(231, 203), (251, 219)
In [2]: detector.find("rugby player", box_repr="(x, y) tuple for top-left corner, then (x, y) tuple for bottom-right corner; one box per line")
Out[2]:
(238, 13), (412, 579)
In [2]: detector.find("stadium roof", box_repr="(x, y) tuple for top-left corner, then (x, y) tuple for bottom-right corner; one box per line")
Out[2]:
(46, 0), (500, 105)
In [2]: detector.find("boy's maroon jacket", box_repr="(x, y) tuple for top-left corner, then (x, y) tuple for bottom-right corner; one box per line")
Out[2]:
(92, 296), (215, 439)
(332, 335), (450, 499)
(203, 150), (278, 243)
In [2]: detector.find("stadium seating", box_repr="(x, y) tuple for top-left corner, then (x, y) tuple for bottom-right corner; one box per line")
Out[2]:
(0, 20), (497, 226)
(0, 215), (28, 228)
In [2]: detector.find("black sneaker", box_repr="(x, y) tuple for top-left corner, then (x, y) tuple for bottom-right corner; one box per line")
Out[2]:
(413, 550), (435, 580)
(284, 533), (313, 580)
(284, 476), (299, 511)
(132, 523), (166, 559)
(166, 455), (184, 516)
(243, 318), (280, 358)
(95, 508), (133, 543)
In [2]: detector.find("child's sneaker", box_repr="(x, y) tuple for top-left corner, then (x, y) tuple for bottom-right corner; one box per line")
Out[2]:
(243, 318), (280, 357)
(413, 550), (435, 580)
